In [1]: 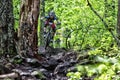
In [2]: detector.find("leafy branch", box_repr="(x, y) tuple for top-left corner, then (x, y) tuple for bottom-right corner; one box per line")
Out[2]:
(86, 0), (120, 45)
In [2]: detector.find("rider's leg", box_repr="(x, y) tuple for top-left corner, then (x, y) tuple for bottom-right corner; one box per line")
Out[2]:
(44, 20), (49, 38)
(44, 20), (49, 32)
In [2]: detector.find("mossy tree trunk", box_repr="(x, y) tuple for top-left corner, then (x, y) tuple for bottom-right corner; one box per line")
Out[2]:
(117, 0), (120, 47)
(18, 0), (40, 57)
(40, 0), (45, 46)
(0, 0), (16, 56)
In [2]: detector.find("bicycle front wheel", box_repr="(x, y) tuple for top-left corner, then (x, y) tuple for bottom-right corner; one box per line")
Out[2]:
(45, 32), (51, 49)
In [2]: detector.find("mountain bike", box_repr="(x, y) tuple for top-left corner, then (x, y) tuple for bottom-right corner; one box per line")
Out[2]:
(44, 22), (54, 49)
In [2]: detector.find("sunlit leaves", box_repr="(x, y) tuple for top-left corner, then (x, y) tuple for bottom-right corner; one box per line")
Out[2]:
(13, 0), (20, 29)
(45, 0), (116, 50)
(67, 72), (82, 80)
(67, 59), (120, 80)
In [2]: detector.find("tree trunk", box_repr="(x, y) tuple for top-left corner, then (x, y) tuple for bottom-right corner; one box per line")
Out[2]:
(18, 0), (40, 57)
(0, 0), (16, 56)
(117, 0), (120, 35)
(117, 0), (120, 47)
(40, 0), (45, 46)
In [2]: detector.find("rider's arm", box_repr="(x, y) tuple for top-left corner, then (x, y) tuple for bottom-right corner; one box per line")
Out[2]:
(40, 16), (49, 21)
(43, 16), (49, 33)
(55, 17), (61, 25)
(45, 16), (49, 19)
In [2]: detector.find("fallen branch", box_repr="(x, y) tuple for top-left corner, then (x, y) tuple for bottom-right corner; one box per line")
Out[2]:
(0, 72), (19, 79)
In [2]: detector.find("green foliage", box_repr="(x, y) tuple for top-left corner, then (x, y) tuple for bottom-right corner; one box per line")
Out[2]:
(45, 0), (117, 50)
(12, 0), (120, 79)
(67, 72), (82, 80)
(13, 0), (117, 51)
(67, 59), (120, 80)
(13, 0), (20, 29)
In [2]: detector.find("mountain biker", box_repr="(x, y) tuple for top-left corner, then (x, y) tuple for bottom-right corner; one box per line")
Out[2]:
(44, 11), (60, 41)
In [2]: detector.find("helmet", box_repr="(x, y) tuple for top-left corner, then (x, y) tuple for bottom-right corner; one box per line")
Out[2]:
(49, 11), (55, 17)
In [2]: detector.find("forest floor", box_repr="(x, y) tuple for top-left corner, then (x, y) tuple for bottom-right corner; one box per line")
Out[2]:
(0, 46), (93, 80)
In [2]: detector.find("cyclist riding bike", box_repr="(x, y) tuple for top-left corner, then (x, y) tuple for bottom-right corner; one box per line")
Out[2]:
(44, 11), (60, 41)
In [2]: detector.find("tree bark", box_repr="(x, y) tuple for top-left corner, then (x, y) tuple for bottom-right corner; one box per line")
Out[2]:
(0, 0), (16, 56)
(18, 0), (40, 57)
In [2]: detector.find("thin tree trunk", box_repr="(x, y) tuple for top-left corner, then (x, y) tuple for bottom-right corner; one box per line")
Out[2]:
(117, 0), (120, 47)
(7, 0), (16, 56)
(40, 0), (45, 46)
(0, 0), (16, 56)
(18, 0), (40, 57)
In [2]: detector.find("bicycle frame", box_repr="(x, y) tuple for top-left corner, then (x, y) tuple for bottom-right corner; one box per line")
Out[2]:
(44, 23), (53, 49)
